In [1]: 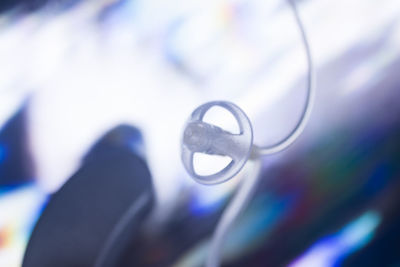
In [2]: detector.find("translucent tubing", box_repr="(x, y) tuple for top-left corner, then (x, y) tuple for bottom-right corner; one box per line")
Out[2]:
(257, 0), (315, 156)
(205, 0), (314, 266)
(206, 159), (261, 267)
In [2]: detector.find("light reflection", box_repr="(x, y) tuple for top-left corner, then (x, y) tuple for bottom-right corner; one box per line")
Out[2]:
(0, 185), (47, 267)
(290, 211), (381, 267)
(175, 193), (292, 266)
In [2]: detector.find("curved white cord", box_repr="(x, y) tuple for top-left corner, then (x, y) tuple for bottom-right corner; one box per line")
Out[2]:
(205, 0), (314, 266)
(206, 159), (261, 267)
(257, 0), (315, 155)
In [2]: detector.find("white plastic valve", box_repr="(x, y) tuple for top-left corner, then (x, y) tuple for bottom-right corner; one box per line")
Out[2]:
(181, 101), (253, 185)
(180, 1), (314, 266)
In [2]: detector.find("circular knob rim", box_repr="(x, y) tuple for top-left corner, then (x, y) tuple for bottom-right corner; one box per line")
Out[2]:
(181, 101), (253, 185)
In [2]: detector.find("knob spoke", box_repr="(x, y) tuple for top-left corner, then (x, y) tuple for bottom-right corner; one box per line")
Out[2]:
(181, 101), (253, 185)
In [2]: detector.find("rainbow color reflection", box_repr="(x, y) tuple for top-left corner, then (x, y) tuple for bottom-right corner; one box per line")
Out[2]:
(290, 211), (381, 267)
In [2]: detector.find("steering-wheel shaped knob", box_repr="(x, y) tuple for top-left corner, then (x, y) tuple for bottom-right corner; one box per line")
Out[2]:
(181, 101), (253, 185)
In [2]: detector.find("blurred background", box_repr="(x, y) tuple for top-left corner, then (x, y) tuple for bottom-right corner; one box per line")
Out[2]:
(1, 0), (400, 266)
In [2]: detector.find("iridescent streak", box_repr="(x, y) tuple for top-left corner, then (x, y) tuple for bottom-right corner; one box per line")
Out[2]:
(290, 211), (381, 267)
